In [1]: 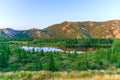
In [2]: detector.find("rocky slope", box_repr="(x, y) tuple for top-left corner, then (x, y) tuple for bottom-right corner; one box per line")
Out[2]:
(0, 28), (49, 38)
(1, 20), (120, 38)
(45, 20), (120, 38)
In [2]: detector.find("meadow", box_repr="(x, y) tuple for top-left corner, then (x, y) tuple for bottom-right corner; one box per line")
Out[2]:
(1, 69), (120, 80)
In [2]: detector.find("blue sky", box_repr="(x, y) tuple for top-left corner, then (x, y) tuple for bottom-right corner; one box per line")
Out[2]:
(0, 0), (120, 30)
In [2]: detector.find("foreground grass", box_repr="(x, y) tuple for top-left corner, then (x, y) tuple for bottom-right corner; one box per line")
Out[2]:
(1, 69), (120, 80)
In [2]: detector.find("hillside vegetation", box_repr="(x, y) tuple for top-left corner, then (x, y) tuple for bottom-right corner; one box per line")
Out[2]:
(0, 38), (118, 71)
(0, 38), (120, 80)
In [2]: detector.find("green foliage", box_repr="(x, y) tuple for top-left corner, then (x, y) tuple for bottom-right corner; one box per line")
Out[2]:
(46, 52), (57, 71)
(112, 39), (120, 48)
(0, 38), (120, 72)
(0, 44), (10, 69)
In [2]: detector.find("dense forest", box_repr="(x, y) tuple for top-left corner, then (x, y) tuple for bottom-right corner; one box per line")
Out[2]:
(0, 38), (120, 72)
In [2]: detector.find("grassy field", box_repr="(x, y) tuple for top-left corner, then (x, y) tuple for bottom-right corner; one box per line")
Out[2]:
(1, 69), (120, 80)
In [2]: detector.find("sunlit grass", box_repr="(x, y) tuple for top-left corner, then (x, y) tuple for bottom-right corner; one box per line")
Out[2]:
(0, 69), (120, 80)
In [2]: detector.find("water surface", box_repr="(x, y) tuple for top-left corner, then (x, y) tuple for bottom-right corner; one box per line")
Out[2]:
(21, 46), (83, 53)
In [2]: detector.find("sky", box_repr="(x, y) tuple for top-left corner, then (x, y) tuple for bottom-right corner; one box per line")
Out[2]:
(0, 0), (120, 30)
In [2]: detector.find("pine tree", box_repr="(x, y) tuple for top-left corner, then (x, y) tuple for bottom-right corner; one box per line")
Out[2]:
(0, 44), (9, 68)
(46, 53), (57, 71)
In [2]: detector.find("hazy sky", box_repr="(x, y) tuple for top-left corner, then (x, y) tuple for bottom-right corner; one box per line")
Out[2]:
(0, 0), (120, 30)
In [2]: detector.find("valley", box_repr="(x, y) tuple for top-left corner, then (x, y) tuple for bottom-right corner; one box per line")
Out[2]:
(0, 20), (120, 80)
(0, 0), (119, 79)
(0, 38), (119, 79)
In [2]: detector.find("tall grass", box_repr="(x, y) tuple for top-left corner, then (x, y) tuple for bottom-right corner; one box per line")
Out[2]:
(1, 69), (120, 80)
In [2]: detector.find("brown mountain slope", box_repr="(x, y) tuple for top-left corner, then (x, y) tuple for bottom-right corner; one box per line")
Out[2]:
(27, 28), (49, 38)
(44, 20), (120, 38)
(0, 28), (49, 38)
(1, 20), (120, 38)
(44, 21), (91, 38)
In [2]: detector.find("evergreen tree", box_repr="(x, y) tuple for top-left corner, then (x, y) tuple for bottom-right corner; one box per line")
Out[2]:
(46, 53), (57, 71)
(0, 44), (9, 68)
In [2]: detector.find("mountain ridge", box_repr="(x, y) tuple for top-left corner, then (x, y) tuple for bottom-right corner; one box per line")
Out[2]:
(1, 20), (120, 38)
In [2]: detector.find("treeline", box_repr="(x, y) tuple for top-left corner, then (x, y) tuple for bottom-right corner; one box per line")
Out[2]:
(0, 38), (33, 43)
(0, 38), (114, 47)
(32, 38), (113, 45)
(31, 38), (114, 50)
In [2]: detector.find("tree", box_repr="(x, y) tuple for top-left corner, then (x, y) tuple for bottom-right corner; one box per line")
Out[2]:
(0, 44), (10, 69)
(46, 53), (57, 71)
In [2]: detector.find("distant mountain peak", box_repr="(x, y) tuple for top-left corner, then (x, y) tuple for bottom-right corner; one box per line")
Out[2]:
(1, 20), (120, 38)
(112, 20), (120, 24)
(62, 21), (78, 26)
(86, 21), (94, 26)
(3, 28), (10, 34)
(3, 28), (13, 30)
(29, 28), (39, 30)
(2, 28), (17, 38)
(44, 20), (120, 38)
(110, 19), (120, 21)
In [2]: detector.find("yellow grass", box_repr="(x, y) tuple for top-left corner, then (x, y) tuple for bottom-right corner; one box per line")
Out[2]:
(1, 69), (120, 80)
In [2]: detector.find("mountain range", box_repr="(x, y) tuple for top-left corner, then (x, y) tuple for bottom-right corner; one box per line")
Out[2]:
(1, 20), (120, 38)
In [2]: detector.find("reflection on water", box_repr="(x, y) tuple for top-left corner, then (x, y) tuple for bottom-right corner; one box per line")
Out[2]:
(66, 51), (83, 54)
(21, 46), (83, 54)
(21, 46), (63, 52)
